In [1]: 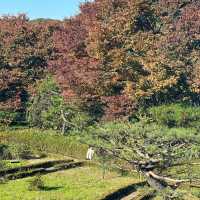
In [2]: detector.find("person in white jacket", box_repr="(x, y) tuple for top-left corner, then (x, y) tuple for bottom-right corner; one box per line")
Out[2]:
(86, 146), (95, 160)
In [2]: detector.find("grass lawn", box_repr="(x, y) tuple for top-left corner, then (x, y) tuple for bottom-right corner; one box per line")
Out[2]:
(0, 128), (88, 160)
(0, 166), (140, 200)
(1, 129), (200, 199)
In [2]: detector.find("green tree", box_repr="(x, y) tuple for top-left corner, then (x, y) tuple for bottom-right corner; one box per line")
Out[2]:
(83, 120), (200, 191)
(148, 104), (200, 128)
(28, 76), (91, 133)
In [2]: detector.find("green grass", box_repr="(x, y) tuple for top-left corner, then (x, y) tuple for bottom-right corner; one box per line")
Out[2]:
(0, 129), (141, 199)
(153, 187), (200, 200)
(1, 128), (200, 199)
(0, 128), (87, 159)
(164, 162), (200, 180)
(1, 160), (26, 169)
(156, 162), (200, 199)
(0, 166), (140, 200)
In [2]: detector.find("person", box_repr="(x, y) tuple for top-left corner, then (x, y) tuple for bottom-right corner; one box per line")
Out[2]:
(86, 146), (95, 160)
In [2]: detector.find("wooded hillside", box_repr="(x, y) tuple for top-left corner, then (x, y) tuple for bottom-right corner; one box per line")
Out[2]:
(0, 0), (200, 123)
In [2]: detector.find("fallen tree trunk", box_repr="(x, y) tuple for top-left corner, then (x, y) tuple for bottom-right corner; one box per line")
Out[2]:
(144, 171), (190, 191)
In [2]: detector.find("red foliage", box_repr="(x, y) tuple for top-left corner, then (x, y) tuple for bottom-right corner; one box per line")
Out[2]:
(49, 1), (136, 120)
(49, 8), (102, 106)
(1, 0), (200, 120)
(0, 15), (58, 110)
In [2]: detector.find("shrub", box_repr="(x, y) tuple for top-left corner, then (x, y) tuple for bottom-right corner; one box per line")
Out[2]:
(0, 160), (7, 170)
(0, 111), (18, 127)
(1, 129), (87, 159)
(0, 144), (12, 160)
(0, 142), (35, 160)
(147, 104), (200, 128)
(158, 188), (186, 200)
(18, 144), (33, 159)
(28, 174), (44, 191)
(0, 176), (8, 184)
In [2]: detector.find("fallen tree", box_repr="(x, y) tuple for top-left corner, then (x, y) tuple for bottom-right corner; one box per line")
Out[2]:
(83, 120), (200, 191)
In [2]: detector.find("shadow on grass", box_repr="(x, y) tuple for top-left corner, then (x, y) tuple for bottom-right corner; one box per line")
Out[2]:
(102, 181), (146, 200)
(40, 186), (63, 191)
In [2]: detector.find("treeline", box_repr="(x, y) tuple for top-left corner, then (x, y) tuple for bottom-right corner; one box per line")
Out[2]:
(0, 0), (200, 129)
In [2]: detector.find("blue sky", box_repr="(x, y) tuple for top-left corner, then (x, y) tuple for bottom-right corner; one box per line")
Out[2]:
(0, 0), (88, 20)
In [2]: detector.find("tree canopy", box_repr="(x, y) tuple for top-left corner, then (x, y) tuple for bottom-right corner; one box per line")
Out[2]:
(50, 0), (200, 120)
(0, 1), (200, 121)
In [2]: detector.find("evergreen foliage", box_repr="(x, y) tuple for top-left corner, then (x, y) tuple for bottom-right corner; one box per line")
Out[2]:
(28, 76), (91, 133)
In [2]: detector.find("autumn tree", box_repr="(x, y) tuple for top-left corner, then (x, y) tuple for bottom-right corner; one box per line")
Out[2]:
(85, 0), (200, 111)
(50, 1), (137, 120)
(49, 8), (103, 120)
(50, 0), (200, 120)
(2, 0), (200, 122)
(0, 14), (59, 123)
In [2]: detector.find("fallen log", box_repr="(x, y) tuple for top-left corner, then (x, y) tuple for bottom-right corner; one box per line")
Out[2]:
(145, 171), (190, 191)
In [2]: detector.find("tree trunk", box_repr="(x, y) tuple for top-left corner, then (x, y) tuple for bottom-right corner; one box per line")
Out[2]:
(144, 171), (189, 191)
(145, 171), (168, 191)
(62, 122), (66, 135)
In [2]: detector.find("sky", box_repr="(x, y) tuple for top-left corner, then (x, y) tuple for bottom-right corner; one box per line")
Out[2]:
(0, 0), (88, 20)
